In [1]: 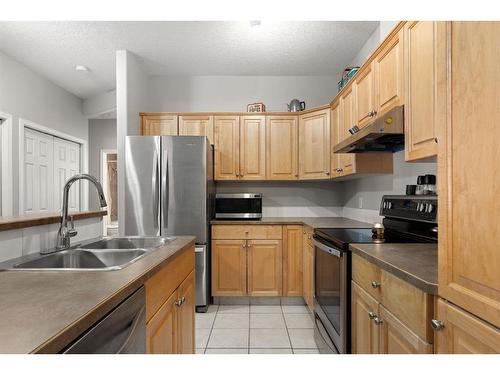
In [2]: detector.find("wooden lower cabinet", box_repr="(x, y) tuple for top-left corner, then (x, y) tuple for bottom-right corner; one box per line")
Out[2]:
(146, 290), (178, 354)
(247, 240), (283, 296)
(302, 227), (314, 312)
(211, 239), (247, 296)
(146, 270), (195, 354)
(177, 271), (195, 354)
(283, 225), (303, 297)
(351, 281), (380, 354)
(145, 245), (195, 354)
(379, 305), (432, 354)
(434, 298), (500, 353)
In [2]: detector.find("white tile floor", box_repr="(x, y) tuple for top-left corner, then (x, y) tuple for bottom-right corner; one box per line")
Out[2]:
(195, 305), (319, 354)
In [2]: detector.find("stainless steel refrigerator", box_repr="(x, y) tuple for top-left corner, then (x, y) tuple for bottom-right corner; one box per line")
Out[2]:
(124, 136), (214, 312)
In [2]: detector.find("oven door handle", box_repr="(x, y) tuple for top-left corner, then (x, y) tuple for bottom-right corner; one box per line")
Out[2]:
(313, 238), (342, 258)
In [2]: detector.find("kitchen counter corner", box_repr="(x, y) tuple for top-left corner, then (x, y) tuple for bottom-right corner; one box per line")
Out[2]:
(349, 242), (438, 294)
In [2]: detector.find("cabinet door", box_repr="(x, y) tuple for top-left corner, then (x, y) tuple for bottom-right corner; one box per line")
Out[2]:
(435, 298), (500, 353)
(283, 225), (303, 297)
(240, 116), (266, 180)
(374, 28), (404, 116)
(177, 271), (195, 354)
(266, 116), (299, 180)
(378, 305), (432, 354)
(179, 115), (214, 144)
(299, 109), (331, 179)
(330, 103), (342, 178)
(146, 290), (178, 354)
(339, 88), (356, 175)
(247, 239), (283, 297)
(355, 64), (376, 128)
(404, 21), (445, 161)
(438, 22), (500, 328)
(211, 240), (247, 296)
(214, 116), (240, 180)
(351, 281), (379, 354)
(142, 115), (178, 135)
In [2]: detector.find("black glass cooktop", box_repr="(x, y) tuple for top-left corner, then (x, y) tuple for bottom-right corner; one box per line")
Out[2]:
(314, 228), (374, 249)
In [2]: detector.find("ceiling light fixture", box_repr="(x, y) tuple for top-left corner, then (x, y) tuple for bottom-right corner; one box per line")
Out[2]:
(75, 65), (90, 73)
(249, 20), (261, 27)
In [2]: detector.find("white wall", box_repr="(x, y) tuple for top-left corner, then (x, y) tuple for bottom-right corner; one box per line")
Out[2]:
(83, 89), (116, 118)
(0, 51), (88, 215)
(216, 181), (344, 217)
(116, 50), (149, 235)
(88, 119), (117, 208)
(349, 21), (399, 67)
(146, 75), (337, 112)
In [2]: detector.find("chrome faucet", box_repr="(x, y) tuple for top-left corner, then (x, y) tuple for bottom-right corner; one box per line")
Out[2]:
(47, 174), (107, 254)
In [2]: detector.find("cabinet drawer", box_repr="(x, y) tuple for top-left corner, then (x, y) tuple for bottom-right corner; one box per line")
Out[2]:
(145, 245), (194, 322)
(352, 254), (382, 300)
(212, 225), (283, 239)
(381, 270), (433, 343)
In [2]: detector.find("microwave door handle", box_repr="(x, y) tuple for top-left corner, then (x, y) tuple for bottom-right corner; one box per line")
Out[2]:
(312, 238), (342, 258)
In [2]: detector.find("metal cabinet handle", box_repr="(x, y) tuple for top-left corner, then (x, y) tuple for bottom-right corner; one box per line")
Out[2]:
(431, 319), (445, 331)
(373, 317), (383, 325)
(371, 281), (381, 289)
(326, 172), (330, 175)
(175, 299), (182, 307)
(181, 296), (186, 304)
(368, 110), (378, 117)
(236, 173), (240, 177)
(368, 312), (377, 320)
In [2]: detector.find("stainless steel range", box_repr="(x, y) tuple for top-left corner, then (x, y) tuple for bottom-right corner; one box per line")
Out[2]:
(312, 195), (438, 354)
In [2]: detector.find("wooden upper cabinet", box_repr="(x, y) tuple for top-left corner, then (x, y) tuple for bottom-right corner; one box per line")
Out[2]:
(214, 116), (240, 180)
(247, 239), (283, 297)
(354, 64), (375, 128)
(177, 271), (195, 354)
(438, 22), (500, 329)
(266, 116), (299, 180)
(339, 88), (356, 175)
(211, 239), (247, 296)
(283, 225), (303, 297)
(435, 298), (500, 353)
(146, 290), (178, 354)
(378, 305), (432, 354)
(179, 115), (214, 144)
(240, 116), (266, 180)
(299, 108), (331, 179)
(374, 28), (404, 116)
(351, 281), (380, 354)
(141, 114), (178, 135)
(404, 21), (445, 161)
(330, 103), (343, 178)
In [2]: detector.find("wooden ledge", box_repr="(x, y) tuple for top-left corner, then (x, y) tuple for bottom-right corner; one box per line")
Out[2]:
(0, 210), (107, 232)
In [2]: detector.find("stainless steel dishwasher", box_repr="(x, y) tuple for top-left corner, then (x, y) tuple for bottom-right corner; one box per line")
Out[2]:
(63, 287), (146, 354)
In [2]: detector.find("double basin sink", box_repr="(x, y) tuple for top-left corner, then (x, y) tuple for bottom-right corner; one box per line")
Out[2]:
(4, 237), (176, 271)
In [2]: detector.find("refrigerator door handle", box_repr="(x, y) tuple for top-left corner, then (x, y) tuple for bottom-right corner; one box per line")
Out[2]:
(161, 145), (169, 233)
(152, 151), (160, 233)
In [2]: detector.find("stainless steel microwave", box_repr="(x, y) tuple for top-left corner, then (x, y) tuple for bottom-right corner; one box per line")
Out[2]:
(215, 193), (262, 219)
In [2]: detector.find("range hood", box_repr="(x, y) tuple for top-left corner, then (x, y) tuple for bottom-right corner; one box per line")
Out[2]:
(332, 105), (404, 153)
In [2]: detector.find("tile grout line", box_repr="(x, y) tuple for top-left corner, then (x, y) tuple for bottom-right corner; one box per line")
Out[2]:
(203, 304), (218, 353)
(282, 305), (295, 353)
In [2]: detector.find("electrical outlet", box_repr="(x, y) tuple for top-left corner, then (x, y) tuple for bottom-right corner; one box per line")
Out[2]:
(358, 197), (363, 209)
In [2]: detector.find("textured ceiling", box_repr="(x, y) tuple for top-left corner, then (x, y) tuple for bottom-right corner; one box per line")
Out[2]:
(0, 21), (378, 99)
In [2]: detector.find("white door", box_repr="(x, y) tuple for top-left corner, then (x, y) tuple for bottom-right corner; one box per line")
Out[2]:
(53, 137), (81, 212)
(24, 128), (54, 214)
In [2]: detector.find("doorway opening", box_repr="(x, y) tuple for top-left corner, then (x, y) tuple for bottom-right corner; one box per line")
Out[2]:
(101, 149), (118, 236)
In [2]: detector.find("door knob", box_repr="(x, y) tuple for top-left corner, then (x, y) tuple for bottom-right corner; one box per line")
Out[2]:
(431, 319), (445, 331)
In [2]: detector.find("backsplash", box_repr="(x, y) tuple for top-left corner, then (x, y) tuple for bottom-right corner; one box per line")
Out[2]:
(0, 217), (103, 262)
(215, 181), (344, 218)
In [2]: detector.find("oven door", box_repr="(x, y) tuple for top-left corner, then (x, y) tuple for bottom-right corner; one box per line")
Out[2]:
(313, 237), (348, 353)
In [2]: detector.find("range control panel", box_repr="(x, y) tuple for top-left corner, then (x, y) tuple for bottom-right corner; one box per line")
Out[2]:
(380, 195), (437, 223)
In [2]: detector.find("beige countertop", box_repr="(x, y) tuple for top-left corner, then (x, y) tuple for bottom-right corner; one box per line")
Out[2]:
(211, 217), (372, 228)
(0, 236), (195, 354)
(349, 243), (438, 295)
